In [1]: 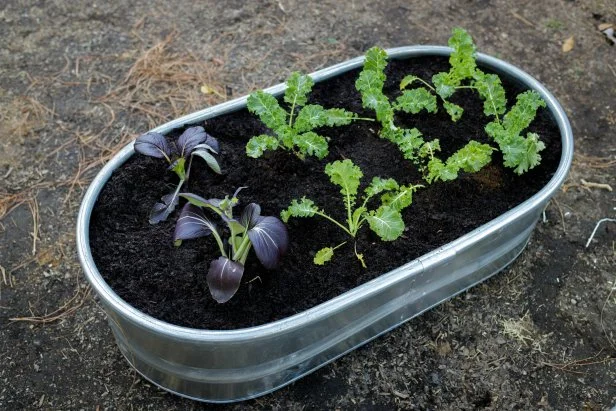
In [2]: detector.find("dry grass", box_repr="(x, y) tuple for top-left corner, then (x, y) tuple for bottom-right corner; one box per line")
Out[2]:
(573, 153), (616, 169)
(0, 96), (54, 139)
(100, 31), (227, 127)
(9, 283), (92, 324)
(501, 311), (550, 353)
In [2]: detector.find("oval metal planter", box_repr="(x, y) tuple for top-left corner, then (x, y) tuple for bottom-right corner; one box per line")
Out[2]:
(77, 46), (573, 403)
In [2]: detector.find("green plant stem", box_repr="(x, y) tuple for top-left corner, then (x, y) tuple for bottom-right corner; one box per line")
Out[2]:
(233, 234), (252, 263)
(416, 77), (436, 91)
(211, 230), (228, 258)
(288, 102), (296, 127)
(314, 211), (353, 237)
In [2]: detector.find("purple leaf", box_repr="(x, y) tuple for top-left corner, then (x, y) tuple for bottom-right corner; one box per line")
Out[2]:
(240, 203), (261, 228)
(207, 257), (245, 303)
(174, 203), (215, 241)
(248, 216), (288, 269)
(149, 191), (180, 224)
(177, 126), (208, 157)
(204, 134), (220, 153)
(134, 132), (173, 160)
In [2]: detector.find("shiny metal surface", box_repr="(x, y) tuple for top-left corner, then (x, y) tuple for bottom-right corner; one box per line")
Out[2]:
(77, 46), (574, 403)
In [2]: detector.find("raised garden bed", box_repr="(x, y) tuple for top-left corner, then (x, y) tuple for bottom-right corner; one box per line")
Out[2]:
(77, 42), (573, 402)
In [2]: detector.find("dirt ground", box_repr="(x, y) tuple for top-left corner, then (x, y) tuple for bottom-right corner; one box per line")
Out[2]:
(1, 0), (615, 409)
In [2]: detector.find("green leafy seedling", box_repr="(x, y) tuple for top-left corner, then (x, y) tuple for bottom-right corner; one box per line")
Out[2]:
(485, 90), (547, 174)
(281, 159), (422, 267)
(246, 72), (372, 160)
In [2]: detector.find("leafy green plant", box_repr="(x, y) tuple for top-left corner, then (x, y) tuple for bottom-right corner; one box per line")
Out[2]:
(355, 28), (547, 180)
(281, 159), (421, 267)
(174, 189), (288, 303)
(485, 90), (547, 174)
(246, 72), (372, 160)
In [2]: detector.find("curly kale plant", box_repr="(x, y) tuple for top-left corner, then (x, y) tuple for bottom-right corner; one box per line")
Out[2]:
(134, 126), (220, 224)
(174, 189), (288, 303)
(281, 159), (421, 267)
(355, 28), (547, 182)
(246, 72), (372, 160)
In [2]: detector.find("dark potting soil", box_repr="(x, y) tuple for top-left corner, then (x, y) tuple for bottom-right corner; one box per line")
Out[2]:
(90, 56), (562, 330)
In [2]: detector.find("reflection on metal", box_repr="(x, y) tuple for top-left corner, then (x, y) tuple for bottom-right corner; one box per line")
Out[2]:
(77, 46), (574, 403)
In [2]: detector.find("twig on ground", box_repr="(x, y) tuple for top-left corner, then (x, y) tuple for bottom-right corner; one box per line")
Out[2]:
(601, 271), (616, 351)
(580, 179), (613, 192)
(28, 198), (40, 256)
(585, 218), (616, 248)
(9, 284), (92, 324)
(541, 351), (614, 375)
(550, 198), (567, 234)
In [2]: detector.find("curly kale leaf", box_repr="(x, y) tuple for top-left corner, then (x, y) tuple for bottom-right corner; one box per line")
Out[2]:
(294, 105), (357, 133)
(485, 90), (547, 174)
(280, 197), (319, 223)
(246, 91), (287, 130)
(366, 206), (405, 241)
(394, 88), (438, 114)
(325, 159), (363, 208)
(420, 140), (494, 183)
(284, 72), (314, 108)
(473, 72), (507, 118)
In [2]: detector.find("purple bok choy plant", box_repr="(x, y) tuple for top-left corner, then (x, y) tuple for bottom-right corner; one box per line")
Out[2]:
(134, 126), (220, 224)
(174, 189), (288, 303)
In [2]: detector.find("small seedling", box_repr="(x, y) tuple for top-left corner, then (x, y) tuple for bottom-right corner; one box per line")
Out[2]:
(174, 189), (288, 303)
(281, 159), (421, 267)
(134, 126), (220, 224)
(246, 72), (372, 160)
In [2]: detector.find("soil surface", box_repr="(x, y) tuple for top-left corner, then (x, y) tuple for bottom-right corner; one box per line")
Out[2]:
(1, 0), (615, 409)
(90, 57), (562, 329)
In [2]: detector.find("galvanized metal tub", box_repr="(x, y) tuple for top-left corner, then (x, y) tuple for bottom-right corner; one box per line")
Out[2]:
(76, 46), (574, 403)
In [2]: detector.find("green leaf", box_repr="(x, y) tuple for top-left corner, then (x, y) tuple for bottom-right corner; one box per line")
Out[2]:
(448, 27), (477, 80)
(245, 135), (279, 158)
(364, 177), (399, 199)
(501, 91), (547, 137)
(325, 159), (363, 202)
(314, 247), (335, 265)
(400, 75), (419, 90)
(323, 108), (356, 127)
(294, 105), (356, 132)
(394, 88), (438, 114)
(443, 101), (463, 122)
(275, 125), (296, 150)
(485, 90), (547, 174)
(191, 149), (221, 174)
(246, 91), (287, 130)
(432, 72), (457, 99)
(355, 70), (385, 94)
(294, 104), (327, 132)
(280, 197), (319, 222)
(447, 141), (494, 173)
(170, 157), (186, 180)
(501, 132), (546, 174)
(294, 132), (329, 159)
(284, 72), (314, 108)
(473, 72), (507, 117)
(425, 158), (458, 183)
(366, 206), (404, 241)
(418, 139), (441, 159)
(363, 47), (388, 76)
(380, 185), (420, 211)
(394, 128), (425, 161)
